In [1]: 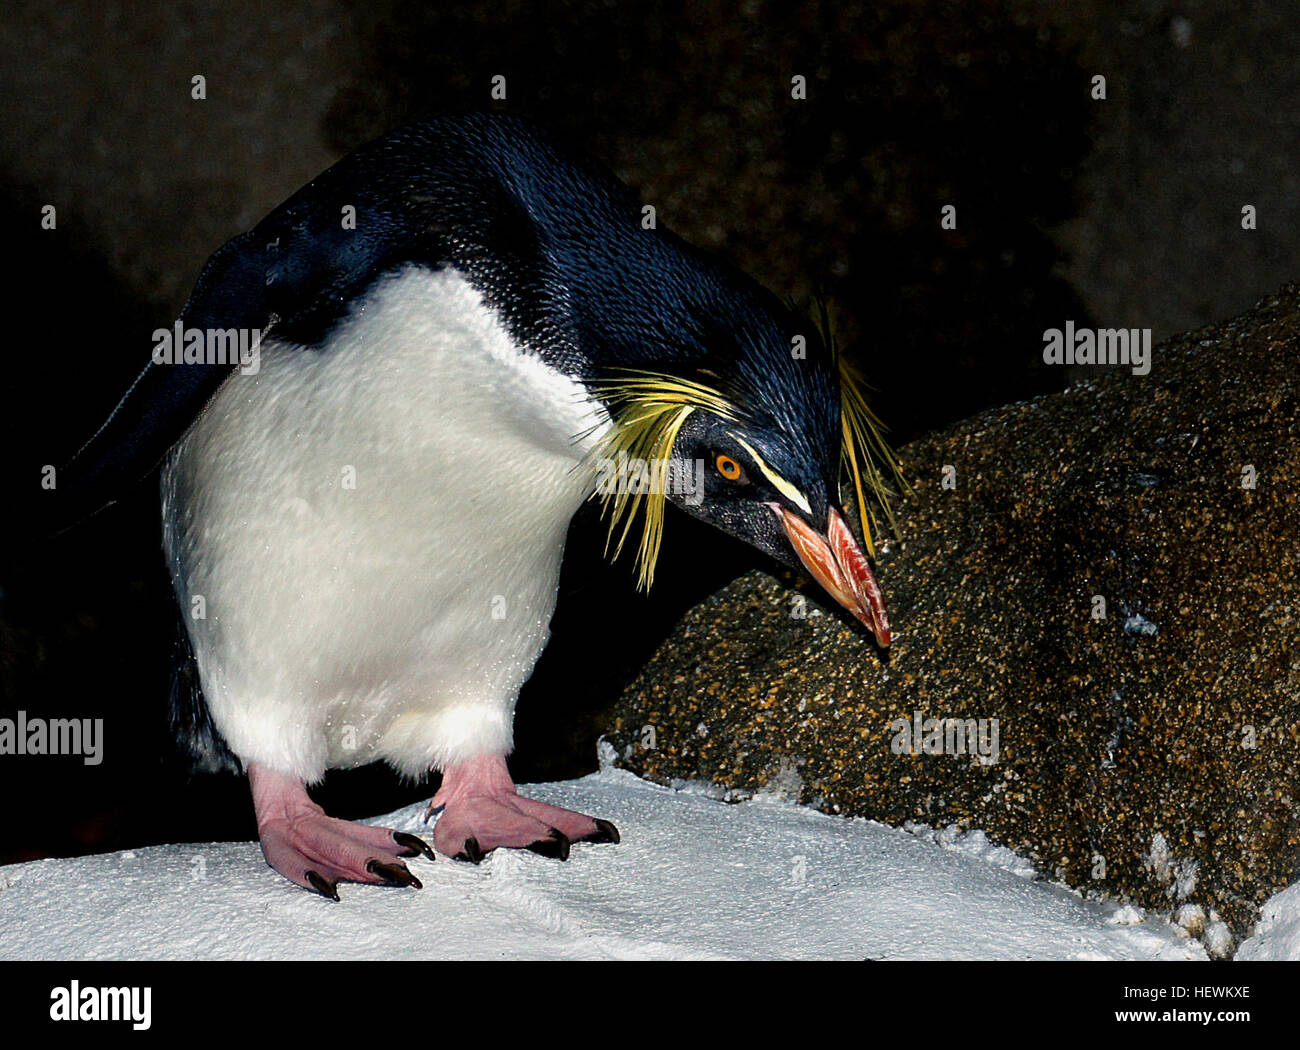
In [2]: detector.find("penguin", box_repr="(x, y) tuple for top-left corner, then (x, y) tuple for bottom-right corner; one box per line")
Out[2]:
(46, 113), (904, 899)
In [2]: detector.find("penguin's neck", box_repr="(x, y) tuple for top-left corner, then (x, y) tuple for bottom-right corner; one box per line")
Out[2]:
(328, 264), (610, 472)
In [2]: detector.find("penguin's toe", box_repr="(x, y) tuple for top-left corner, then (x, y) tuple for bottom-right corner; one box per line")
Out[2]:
(259, 812), (432, 899)
(430, 793), (618, 862)
(524, 828), (571, 861)
(576, 818), (621, 845)
(453, 837), (485, 864)
(506, 796), (621, 847)
(430, 797), (570, 862)
(392, 831), (437, 861)
(304, 870), (340, 901)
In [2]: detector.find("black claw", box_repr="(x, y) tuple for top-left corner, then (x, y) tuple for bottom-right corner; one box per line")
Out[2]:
(526, 828), (571, 861)
(577, 818), (621, 845)
(393, 831), (436, 861)
(453, 837), (485, 865)
(366, 858), (422, 889)
(305, 870), (340, 901)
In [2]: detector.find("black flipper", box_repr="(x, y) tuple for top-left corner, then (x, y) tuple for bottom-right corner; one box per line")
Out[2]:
(42, 229), (269, 532)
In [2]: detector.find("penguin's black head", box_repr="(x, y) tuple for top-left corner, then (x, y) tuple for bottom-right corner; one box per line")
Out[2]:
(589, 281), (903, 648)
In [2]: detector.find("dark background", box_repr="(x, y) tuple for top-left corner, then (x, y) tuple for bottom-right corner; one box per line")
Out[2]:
(1, 0), (1297, 863)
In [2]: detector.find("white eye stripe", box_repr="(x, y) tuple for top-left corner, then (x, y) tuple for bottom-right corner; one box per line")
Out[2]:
(731, 435), (812, 516)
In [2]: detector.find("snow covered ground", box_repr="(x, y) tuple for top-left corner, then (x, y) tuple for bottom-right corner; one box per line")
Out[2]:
(0, 762), (1294, 960)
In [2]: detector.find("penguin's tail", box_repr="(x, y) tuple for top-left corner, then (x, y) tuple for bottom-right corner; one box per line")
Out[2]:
(168, 595), (241, 775)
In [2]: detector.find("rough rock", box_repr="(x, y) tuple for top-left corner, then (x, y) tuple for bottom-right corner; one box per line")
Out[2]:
(603, 285), (1300, 955)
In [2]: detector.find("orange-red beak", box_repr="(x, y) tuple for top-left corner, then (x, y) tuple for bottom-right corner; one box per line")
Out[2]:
(773, 505), (891, 647)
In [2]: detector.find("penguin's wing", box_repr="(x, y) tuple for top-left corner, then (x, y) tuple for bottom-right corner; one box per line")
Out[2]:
(44, 183), (422, 532)
(48, 230), (267, 529)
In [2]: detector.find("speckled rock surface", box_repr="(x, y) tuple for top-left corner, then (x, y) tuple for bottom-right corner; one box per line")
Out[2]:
(603, 285), (1300, 954)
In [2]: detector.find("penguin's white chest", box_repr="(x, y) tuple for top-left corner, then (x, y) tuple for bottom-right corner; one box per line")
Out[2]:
(162, 266), (608, 781)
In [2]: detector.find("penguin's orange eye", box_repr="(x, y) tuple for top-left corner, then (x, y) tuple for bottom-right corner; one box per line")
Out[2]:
(715, 454), (743, 481)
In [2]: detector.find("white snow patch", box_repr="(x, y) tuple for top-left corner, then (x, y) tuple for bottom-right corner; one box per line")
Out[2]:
(1204, 919), (1234, 959)
(1174, 903), (1205, 936)
(1108, 905), (1147, 926)
(1144, 831), (1199, 900)
(595, 737), (618, 772)
(1235, 882), (1300, 960)
(904, 823), (1039, 881)
(0, 770), (1210, 960)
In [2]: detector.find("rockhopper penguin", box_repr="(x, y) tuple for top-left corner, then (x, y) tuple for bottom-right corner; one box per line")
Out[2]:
(50, 114), (904, 898)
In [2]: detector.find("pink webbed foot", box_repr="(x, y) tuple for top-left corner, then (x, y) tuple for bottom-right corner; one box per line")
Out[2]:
(427, 753), (620, 864)
(249, 763), (435, 900)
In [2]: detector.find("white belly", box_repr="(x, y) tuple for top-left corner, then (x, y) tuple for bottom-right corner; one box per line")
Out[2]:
(161, 266), (607, 782)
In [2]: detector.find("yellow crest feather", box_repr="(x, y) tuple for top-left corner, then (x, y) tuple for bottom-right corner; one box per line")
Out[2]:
(816, 298), (910, 555)
(588, 371), (738, 590)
